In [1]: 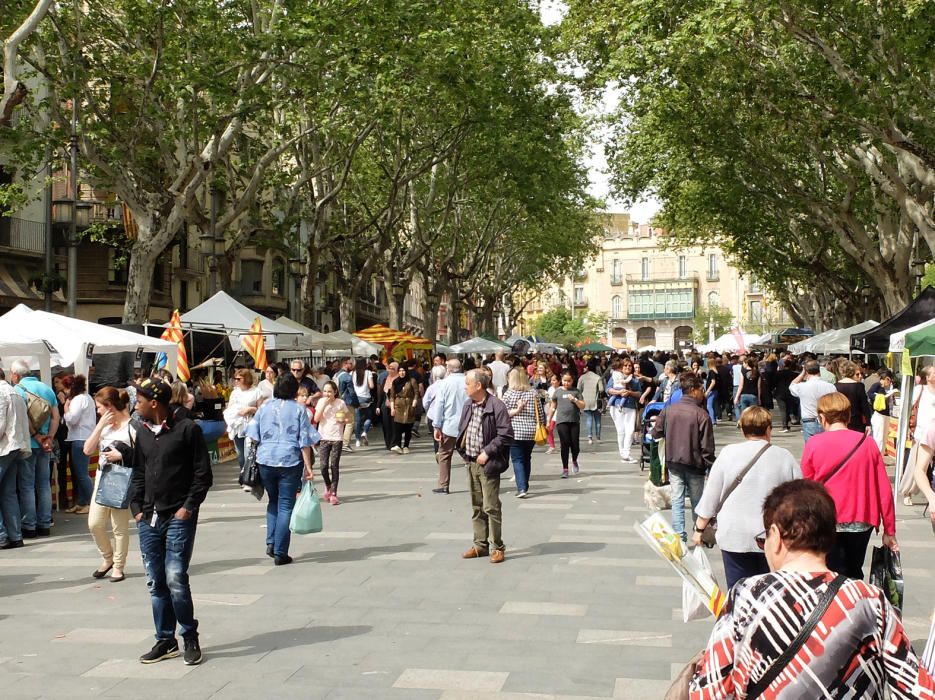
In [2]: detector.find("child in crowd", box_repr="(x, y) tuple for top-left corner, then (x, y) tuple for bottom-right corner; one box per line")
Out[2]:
(312, 381), (348, 505)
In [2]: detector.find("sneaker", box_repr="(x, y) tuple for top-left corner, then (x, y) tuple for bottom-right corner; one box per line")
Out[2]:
(545, 447), (555, 454)
(274, 554), (294, 566)
(355, 439), (361, 448)
(780, 428), (790, 433)
(362, 433), (369, 446)
(0, 540), (24, 550)
(561, 470), (568, 479)
(390, 445), (402, 454)
(621, 456), (636, 464)
(140, 638), (179, 664)
(344, 443), (354, 453)
(516, 490), (527, 498)
(572, 463), (580, 475)
(329, 494), (340, 505)
(183, 637), (203, 666)
(588, 437), (593, 445)
(402, 447), (410, 455)
(37, 527), (51, 537)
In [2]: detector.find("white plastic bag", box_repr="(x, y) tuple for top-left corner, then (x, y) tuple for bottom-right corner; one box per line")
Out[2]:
(682, 547), (716, 622)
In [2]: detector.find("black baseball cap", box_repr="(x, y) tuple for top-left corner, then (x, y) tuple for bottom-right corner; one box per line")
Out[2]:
(138, 378), (171, 404)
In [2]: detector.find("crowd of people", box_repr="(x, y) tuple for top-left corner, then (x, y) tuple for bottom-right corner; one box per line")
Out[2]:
(1, 343), (935, 687)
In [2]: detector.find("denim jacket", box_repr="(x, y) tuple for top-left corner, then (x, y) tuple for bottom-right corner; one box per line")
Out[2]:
(606, 376), (641, 410)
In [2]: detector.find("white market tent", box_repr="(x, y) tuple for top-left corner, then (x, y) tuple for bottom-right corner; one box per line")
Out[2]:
(448, 336), (511, 354)
(0, 334), (55, 383)
(0, 304), (178, 378)
(179, 291), (304, 351)
(789, 320), (878, 355)
(274, 317), (352, 353)
(697, 332), (766, 354)
(326, 330), (383, 357)
(888, 317), (935, 354)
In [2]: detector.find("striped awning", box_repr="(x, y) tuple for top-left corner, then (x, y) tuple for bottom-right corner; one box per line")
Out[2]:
(0, 264), (66, 303)
(354, 324), (431, 348)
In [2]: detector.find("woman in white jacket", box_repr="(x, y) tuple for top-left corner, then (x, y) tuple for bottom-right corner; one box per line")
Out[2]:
(62, 375), (97, 514)
(223, 369), (261, 470)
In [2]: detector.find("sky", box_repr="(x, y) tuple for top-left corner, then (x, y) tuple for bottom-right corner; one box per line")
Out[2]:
(539, 0), (660, 225)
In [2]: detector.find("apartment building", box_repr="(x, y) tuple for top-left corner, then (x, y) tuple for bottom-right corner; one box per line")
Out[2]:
(520, 213), (788, 350)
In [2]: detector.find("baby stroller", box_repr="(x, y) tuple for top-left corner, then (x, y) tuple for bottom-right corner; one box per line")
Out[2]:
(640, 401), (667, 485)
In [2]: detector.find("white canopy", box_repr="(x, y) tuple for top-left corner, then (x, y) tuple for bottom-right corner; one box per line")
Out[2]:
(889, 317), (935, 353)
(789, 320), (877, 355)
(0, 333), (54, 383)
(448, 337), (511, 354)
(326, 330), (383, 357)
(274, 317), (353, 352)
(696, 332), (766, 354)
(179, 291), (303, 351)
(0, 304), (178, 378)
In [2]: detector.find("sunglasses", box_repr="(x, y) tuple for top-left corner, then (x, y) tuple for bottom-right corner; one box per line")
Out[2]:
(754, 528), (768, 550)
(291, 368), (304, 373)
(233, 377), (242, 382)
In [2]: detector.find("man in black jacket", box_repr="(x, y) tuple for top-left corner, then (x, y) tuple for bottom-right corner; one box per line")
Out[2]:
(651, 373), (715, 542)
(130, 378), (213, 666)
(456, 369), (513, 563)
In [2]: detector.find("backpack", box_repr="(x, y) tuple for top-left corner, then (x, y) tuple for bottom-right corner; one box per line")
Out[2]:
(339, 373), (360, 408)
(23, 388), (52, 435)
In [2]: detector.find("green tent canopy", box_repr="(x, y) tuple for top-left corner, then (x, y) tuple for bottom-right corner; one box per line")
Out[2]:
(905, 321), (935, 358)
(578, 341), (614, 352)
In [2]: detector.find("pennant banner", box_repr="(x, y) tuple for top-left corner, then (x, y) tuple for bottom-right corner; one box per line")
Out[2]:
(243, 316), (268, 370)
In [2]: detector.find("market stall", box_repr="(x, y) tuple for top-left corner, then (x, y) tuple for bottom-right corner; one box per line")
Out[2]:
(354, 324), (433, 359)
(327, 330), (383, 358)
(179, 291), (305, 351)
(789, 320), (878, 355)
(851, 287), (935, 354)
(448, 336), (511, 354)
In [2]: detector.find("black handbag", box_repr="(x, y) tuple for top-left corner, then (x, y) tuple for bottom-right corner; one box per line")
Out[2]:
(239, 438), (264, 500)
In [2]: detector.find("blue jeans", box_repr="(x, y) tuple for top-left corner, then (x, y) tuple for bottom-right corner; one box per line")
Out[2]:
(802, 419), (823, 443)
(355, 404), (373, 440)
(509, 440), (535, 493)
(69, 440), (93, 506)
(721, 550), (770, 590)
(17, 447), (52, 530)
(584, 410), (602, 440)
(737, 394), (759, 416)
(138, 513), (199, 641)
(705, 391), (718, 425)
(668, 463), (706, 541)
(260, 464), (302, 557)
(233, 436), (246, 470)
(0, 452), (22, 543)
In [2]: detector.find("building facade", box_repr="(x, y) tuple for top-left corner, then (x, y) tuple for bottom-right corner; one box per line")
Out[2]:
(519, 213), (788, 350)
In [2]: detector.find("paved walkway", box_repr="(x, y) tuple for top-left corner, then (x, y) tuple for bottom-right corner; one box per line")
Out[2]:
(1, 418), (933, 699)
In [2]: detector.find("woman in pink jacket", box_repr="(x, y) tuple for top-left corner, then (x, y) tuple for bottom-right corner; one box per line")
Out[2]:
(801, 392), (898, 579)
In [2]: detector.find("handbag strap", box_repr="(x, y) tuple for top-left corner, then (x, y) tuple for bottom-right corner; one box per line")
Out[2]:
(819, 432), (869, 486)
(714, 442), (771, 514)
(747, 575), (846, 698)
(533, 391), (543, 425)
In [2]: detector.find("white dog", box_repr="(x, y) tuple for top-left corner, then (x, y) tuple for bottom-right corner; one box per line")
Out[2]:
(643, 480), (672, 512)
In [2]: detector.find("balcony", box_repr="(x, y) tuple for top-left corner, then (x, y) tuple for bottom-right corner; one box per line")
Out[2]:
(0, 217), (45, 256)
(706, 272), (719, 282)
(573, 297), (588, 308)
(610, 275), (623, 286)
(627, 272), (699, 285)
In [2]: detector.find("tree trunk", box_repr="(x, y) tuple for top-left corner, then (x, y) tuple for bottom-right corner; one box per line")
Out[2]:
(388, 294), (405, 330)
(423, 298), (438, 344)
(122, 239), (159, 323)
(448, 299), (462, 345)
(338, 291), (356, 332)
(301, 252), (316, 328)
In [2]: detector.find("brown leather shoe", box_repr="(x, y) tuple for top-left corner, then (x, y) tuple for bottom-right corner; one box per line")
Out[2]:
(462, 546), (488, 559)
(490, 550), (505, 564)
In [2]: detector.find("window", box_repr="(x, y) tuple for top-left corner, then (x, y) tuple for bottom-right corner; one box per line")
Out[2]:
(749, 300), (763, 323)
(708, 291), (720, 308)
(610, 259), (622, 285)
(107, 249), (128, 285)
(749, 278), (762, 293)
(241, 260), (264, 294)
(628, 288), (694, 319)
(678, 255), (687, 279)
(271, 259), (285, 297)
(153, 257), (167, 292)
(573, 285), (585, 305)
(641, 257), (650, 281)
(707, 253), (718, 281)
(611, 295), (622, 318)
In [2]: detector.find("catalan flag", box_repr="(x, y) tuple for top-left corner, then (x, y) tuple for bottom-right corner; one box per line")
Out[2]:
(160, 309), (190, 381)
(243, 316), (268, 370)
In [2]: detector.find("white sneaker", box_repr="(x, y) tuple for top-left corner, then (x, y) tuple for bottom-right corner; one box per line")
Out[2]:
(361, 433), (369, 446)
(402, 447), (410, 455)
(390, 445), (402, 454)
(355, 439), (361, 448)
(588, 437), (593, 445)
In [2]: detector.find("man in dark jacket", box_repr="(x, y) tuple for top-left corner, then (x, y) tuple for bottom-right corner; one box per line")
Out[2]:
(456, 369), (513, 563)
(130, 378), (213, 666)
(651, 372), (715, 542)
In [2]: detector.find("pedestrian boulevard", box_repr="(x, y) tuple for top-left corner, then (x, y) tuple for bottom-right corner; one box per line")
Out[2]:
(0, 421), (932, 699)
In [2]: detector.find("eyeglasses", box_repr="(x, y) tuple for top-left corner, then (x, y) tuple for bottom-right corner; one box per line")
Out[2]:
(233, 377), (242, 382)
(291, 368), (303, 373)
(754, 528), (768, 550)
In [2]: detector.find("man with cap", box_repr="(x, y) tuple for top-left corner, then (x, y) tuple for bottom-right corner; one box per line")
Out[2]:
(129, 377), (213, 666)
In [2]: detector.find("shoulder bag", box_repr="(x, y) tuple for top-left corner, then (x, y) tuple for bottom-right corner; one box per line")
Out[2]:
(94, 426), (136, 510)
(909, 390), (923, 433)
(533, 392), (548, 446)
(700, 442), (771, 548)
(819, 432), (869, 486)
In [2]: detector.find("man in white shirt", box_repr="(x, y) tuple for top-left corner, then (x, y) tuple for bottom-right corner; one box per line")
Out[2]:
(487, 352), (510, 398)
(0, 367), (30, 548)
(789, 360), (837, 443)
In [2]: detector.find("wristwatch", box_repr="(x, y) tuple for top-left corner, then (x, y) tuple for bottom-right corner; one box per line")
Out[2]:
(693, 526), (706, 533)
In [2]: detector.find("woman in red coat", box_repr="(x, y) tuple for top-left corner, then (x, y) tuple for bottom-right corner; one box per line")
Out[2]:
(801, 392), (898, 579)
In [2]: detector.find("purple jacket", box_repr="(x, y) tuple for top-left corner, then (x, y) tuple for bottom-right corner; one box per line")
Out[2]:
(456, 393), (514, 477)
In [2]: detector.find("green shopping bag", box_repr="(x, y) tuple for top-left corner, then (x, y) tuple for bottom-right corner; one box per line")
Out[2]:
(289, 480), (323, 535)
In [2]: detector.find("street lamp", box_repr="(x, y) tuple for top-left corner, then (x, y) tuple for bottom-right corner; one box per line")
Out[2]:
(288, 254), (306, 320)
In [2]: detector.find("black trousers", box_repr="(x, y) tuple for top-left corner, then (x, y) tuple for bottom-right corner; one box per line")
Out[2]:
(381, 402), (394, 449)
(393, 422), (413, 448)
(827, 528), (874, 580)
(318, 440), (343, 493)
(555, 422), (580, 469)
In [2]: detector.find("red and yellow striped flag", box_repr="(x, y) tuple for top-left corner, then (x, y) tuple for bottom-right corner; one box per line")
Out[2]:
(242, 317), (268, 370)
(160, 309), (190, 381)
